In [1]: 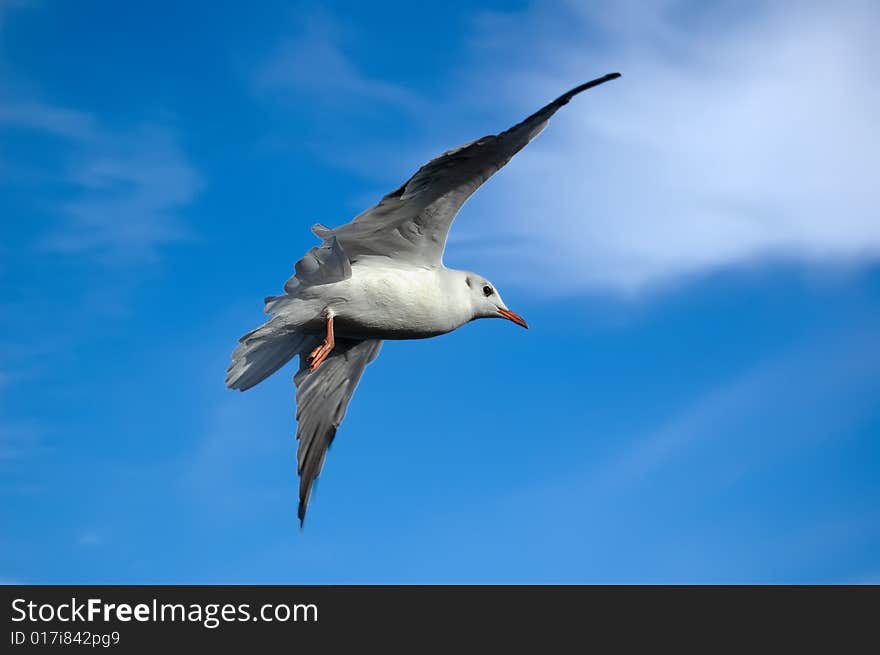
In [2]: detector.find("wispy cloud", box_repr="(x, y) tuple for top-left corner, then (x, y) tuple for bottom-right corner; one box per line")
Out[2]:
(77, 531), (102, 547)
(254, 14), (422, 112)
(0, 101), (201, 261)
(249, 12), (438, 188)
(0, 0), (202, 495)
(848, 570), (880, 584)
(458, 0), (880, 292)
(0, 101), (96, 140)
(0, 419), (44, 461)
(46, 124), (201, 259)
(0, 0), (200, 262)
(186, 391), (291, 516)
(589, 321), (880, 494)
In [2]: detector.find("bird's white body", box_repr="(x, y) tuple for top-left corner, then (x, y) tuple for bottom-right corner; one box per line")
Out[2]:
(279, 265), (478, 340)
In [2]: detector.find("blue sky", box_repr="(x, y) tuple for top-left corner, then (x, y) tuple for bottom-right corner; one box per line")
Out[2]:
(1, 0), (879, 583)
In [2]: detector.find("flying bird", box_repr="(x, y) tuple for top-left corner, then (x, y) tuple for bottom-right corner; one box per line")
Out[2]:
(226, 72), (621, 524)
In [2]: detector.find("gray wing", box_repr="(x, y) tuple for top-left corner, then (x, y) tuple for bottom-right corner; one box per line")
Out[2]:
(323, 72), (621, 267)
(293, 337), (382, 525)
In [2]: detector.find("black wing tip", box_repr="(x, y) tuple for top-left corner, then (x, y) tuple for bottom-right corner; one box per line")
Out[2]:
(590, 71), (622, 85)
(561, 72), (622, 104)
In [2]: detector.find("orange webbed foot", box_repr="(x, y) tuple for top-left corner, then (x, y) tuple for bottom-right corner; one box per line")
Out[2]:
(308, 313), (335, 372)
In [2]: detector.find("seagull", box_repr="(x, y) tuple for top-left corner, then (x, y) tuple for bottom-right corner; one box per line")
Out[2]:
(226, 72), (621, 524)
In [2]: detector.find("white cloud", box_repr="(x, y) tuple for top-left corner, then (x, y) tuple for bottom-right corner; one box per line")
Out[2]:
(1, 0), (200, 263)
(0, 99), (201, 260)
(457, 0), (880, 292)
(254, 14), (422, 112)
(46, 124), (201, 259)
(0, 101), (96, 140)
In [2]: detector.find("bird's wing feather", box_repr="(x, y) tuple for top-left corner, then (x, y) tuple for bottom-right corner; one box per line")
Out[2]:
(293, 337), (382, 525)
(323, 73), (621, 267)
(281, 235), (352, 296)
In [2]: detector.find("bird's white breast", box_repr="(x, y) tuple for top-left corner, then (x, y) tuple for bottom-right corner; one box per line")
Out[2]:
(326, 265), (472, 340)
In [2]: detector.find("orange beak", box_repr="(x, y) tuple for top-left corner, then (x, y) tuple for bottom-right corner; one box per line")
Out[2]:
(497, 308), (529, 329)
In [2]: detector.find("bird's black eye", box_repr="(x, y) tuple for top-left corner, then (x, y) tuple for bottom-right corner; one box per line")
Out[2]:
(482, 285), (494, 297)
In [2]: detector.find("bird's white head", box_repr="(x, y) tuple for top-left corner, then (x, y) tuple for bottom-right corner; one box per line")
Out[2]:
(461, 272), (528, 329)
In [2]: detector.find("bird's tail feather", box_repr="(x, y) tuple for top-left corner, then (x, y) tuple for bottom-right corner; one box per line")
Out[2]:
(226, 318), (309, 391)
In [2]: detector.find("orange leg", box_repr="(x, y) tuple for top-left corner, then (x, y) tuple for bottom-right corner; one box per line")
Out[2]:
(308, 313), (335, 372)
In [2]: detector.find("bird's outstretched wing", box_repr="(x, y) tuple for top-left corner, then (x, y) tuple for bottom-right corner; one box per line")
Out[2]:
(321, 72), (621, 268)
(293, 337), (382, 525)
